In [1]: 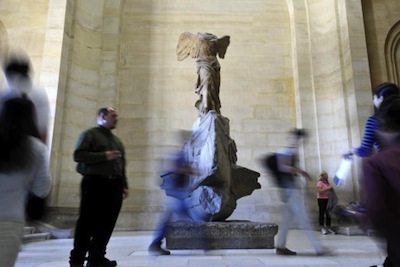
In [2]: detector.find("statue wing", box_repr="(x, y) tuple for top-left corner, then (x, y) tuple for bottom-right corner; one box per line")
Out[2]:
(176, 32), (198, 61)
(216, 35), (230, 59)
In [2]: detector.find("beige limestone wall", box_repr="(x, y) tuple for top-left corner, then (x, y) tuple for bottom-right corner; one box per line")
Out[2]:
(0, 0), (49, 90)
(303, 0), (371, 205)
(363, 0), (400, 86)
(0, 0), (65, 149)
(53, 0), (299, 229)
(1, 0), (382, 230)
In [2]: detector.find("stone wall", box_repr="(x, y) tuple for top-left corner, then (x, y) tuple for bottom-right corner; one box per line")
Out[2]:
(363, 0), (400, 86)
(1, 0), (399, 230)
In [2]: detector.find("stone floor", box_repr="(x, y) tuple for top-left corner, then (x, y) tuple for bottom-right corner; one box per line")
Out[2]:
(15, 229), (385, 267)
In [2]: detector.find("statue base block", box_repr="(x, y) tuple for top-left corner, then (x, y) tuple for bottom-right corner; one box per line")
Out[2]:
(166, 221), (278, 249)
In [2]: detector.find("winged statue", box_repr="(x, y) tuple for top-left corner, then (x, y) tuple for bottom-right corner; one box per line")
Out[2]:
(176, 32), (230, 116)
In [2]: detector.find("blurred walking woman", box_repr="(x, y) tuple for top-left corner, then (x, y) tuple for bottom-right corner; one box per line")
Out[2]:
(0, 98), (51, 267)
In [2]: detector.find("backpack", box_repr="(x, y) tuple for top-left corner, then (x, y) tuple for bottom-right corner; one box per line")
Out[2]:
(262, 153), (284, 187)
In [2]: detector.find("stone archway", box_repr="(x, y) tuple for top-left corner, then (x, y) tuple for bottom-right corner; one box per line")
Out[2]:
(385, 20), (400, 84)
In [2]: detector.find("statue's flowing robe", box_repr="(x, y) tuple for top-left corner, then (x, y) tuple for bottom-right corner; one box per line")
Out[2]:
(195, 59), (221, 115)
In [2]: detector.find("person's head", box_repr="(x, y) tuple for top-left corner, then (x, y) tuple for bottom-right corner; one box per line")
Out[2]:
(372, 82), (399, 109)
(287, 128), (308, 147)
(97, 107), (118, 129)
(379, 97), (400, 131)
(3, 52), (33, 94)
(3, 56), (30, 79)
(376, 97), (400, 146)
(319, 171), (328, 181)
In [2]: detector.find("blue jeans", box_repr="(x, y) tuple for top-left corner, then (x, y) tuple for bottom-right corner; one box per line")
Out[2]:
(151, 196), (189, 245)
(276, 187), (323, 252)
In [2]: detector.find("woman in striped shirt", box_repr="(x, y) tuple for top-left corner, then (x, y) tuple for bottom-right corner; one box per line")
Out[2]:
(354, 82), (399, 157)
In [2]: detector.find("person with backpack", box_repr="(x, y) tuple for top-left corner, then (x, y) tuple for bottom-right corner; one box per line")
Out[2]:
(148, 130), (198, 255)
(1, 51), (50, 144)
(0, 98), (51, 267)
(1, 51), (51, 221)
(274, 129), (332, 256)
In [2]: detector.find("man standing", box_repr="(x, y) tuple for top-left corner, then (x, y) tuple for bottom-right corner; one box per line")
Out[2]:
(69, 107), (129, 267)
(275, 128), (331, 256)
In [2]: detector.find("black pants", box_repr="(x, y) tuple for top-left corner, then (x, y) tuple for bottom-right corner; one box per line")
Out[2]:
(383, 236), (400, 267)
(70, 175), (123, 265)
(318, 198), (331, 227)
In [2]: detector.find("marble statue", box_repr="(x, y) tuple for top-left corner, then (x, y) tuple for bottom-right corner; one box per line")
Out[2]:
(160, 32), (260, 222)
(176, 32), (230, 116)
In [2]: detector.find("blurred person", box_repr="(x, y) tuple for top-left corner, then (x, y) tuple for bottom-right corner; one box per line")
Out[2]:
(69, 107), (129, 267)
(0, 98), (51, 267)
(1, 52), (51, 221)
(346, 82), (399, 212)
(148, 130), (197, 255)
(316, 171), (336, 235)
(363, 97), (400, 267)
(350, 82), (399, 212)
(354, 82), (399, 157)
(1, 51), (50, 144)
(275, 129), (332, 256)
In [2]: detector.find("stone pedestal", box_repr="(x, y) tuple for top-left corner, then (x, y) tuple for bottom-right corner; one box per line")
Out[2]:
(166, 221), (278, 249)
(161, 111), (261, 222)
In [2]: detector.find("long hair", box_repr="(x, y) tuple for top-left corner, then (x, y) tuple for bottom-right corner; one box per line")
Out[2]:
(380, 97), (400, 132)
(373, 82), (399, 98)
(0, 97), (39, 171)
(318, 171), (329, 182)
(374, 82), (400, 116)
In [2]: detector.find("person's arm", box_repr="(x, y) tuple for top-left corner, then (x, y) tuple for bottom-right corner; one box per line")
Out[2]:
(73, 130), (109, 163)
(30, 142), (51, 198)
(277, 152), (311, 180)
(115, 137), (129, 198)
(354, 116), (380, 157)
(297, 168), (311, 180)
(33, 89), (50, 144)
(120, 145), (129, 191)
(317, 181), (332, 193)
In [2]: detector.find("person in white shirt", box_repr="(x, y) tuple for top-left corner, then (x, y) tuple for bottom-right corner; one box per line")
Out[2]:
(275, 129), (332, 256)
(1, 52), (50, 144)
(0, 97), (51, 267)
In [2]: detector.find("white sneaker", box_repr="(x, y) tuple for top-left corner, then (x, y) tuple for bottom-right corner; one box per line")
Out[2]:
(321, 227), (328, 235)
(327, 228), (336, 235)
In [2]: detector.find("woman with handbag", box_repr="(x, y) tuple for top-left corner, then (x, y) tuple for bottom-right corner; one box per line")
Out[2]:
(316, 171), (336, 235)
